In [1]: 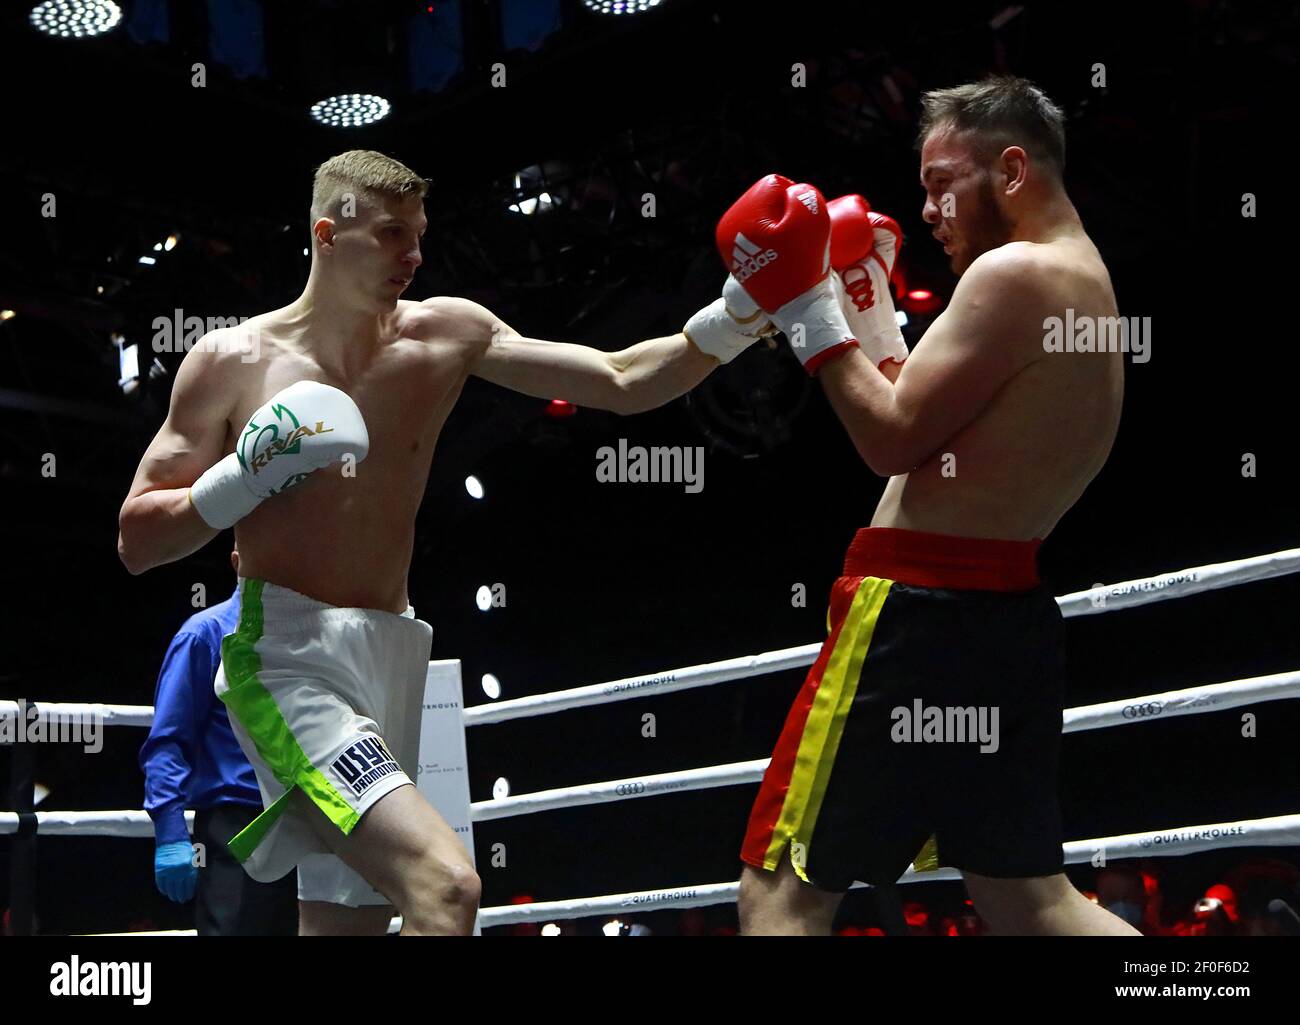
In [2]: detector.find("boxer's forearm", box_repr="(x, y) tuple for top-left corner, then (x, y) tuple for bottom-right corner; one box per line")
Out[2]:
(469, 330), (715, 413)
(816, 348), (916, 476)
(607, 333), (719, 414)
(118, 487), (220, 575)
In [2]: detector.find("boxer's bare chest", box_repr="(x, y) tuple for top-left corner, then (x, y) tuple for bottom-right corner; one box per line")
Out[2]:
(221, 328), (467, 476)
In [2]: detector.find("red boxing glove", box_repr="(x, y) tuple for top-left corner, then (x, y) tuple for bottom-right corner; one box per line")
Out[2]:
(716, 175), (858, 374)
(828, 195), (909, 370)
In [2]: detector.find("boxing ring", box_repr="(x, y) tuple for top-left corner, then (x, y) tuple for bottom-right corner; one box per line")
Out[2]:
(4, 546), (1299, 934)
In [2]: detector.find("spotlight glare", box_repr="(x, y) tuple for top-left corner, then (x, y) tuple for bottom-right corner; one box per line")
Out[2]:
(583, 0), (663, 14)
(309, 93), (392, 128)
(540, 923), (561, 936)
(492, 776), (511, 800)
(481, 673), (501, 700)
(29, 0), (123, 38)
(464, 475), (484, 499)
(475, 585), (493, 611)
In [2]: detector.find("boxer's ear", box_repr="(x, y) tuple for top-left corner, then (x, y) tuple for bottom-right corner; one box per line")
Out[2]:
(1000, 146), (1029, 195)
(312, 217), (336, 249)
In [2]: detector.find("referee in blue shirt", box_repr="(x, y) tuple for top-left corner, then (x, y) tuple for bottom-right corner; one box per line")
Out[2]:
(139, 550), (297, 935)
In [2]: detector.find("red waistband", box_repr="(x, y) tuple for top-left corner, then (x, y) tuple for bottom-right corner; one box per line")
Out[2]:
(843, 527), (1042, 591)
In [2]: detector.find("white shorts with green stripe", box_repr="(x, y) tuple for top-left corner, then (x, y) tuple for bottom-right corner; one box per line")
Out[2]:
(215, 577), (434, 907)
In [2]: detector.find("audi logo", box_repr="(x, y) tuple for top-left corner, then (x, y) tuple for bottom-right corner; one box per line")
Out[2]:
(1121, 701), (1164, 719)
(615, 782), (646, 796)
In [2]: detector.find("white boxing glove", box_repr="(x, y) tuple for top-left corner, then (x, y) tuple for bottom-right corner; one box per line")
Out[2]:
(189, 380), (370, 529)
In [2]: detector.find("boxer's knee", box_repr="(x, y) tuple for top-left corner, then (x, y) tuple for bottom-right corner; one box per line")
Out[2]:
(738, 857), (841, 935)
(397, 853), (480, 935)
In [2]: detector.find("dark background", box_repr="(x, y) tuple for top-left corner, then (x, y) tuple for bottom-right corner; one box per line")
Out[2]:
(1, 0), (1297, 934)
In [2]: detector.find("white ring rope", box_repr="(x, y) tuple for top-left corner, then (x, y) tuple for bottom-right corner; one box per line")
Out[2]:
(3, 547), (1296, 730)
(473, 669), (1299, 820)
(475, 814), (1300, 927)
(0, 810), (194, 837)
(468, 547), (1300, 725)
(465, 644), (823, 725)
(1063, 670), (1300, 732)
(6, 546), (1298, 936)
(0, 702), (153, 727)
(474, 759), (770, 822)
(9, 667), (1295, 835)
(77, 813), (1300, 935)
(1056, 548), (1300, 618)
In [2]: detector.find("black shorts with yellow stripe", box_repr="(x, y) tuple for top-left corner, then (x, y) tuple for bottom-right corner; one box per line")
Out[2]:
(741, 527), (1068, 891)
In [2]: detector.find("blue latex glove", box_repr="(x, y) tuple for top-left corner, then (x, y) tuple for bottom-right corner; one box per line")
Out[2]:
(154, 841), (197, 902)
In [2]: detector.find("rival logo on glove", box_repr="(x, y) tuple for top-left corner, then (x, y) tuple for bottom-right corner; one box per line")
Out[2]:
(238, 402), (336, 477)
(729, 232), (779, 283)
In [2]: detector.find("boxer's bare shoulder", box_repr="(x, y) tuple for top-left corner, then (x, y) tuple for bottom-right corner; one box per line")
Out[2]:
(405, 296), (502, 367)
(971, 237), (1115, 315)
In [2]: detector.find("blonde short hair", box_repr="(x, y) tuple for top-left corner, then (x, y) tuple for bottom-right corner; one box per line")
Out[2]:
(310, 150), (428, 223)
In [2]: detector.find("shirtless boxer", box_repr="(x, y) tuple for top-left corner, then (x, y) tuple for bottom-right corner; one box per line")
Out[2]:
(729, 76), (1139, 935)
(117, 150), (774, 936)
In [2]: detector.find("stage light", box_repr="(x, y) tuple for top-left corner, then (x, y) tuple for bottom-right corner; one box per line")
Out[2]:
(583, 0), (664, 15)
(116, 335), (139, 395)
(901, 288), (941, 315)
(508, 193), (553, 215)
(481, 673), (501, 700)
(544, 399), (576, 418)
(465, 475), (485, 499)
(492, 777), (511, 799)
(309, 93), (391, 128)
(475, 585), (493, 611)
(28, 1), (122, 39)
(508, 169), (554, 215)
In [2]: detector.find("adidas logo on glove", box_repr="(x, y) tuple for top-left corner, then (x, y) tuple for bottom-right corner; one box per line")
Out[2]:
(729, 231), (779, 282)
